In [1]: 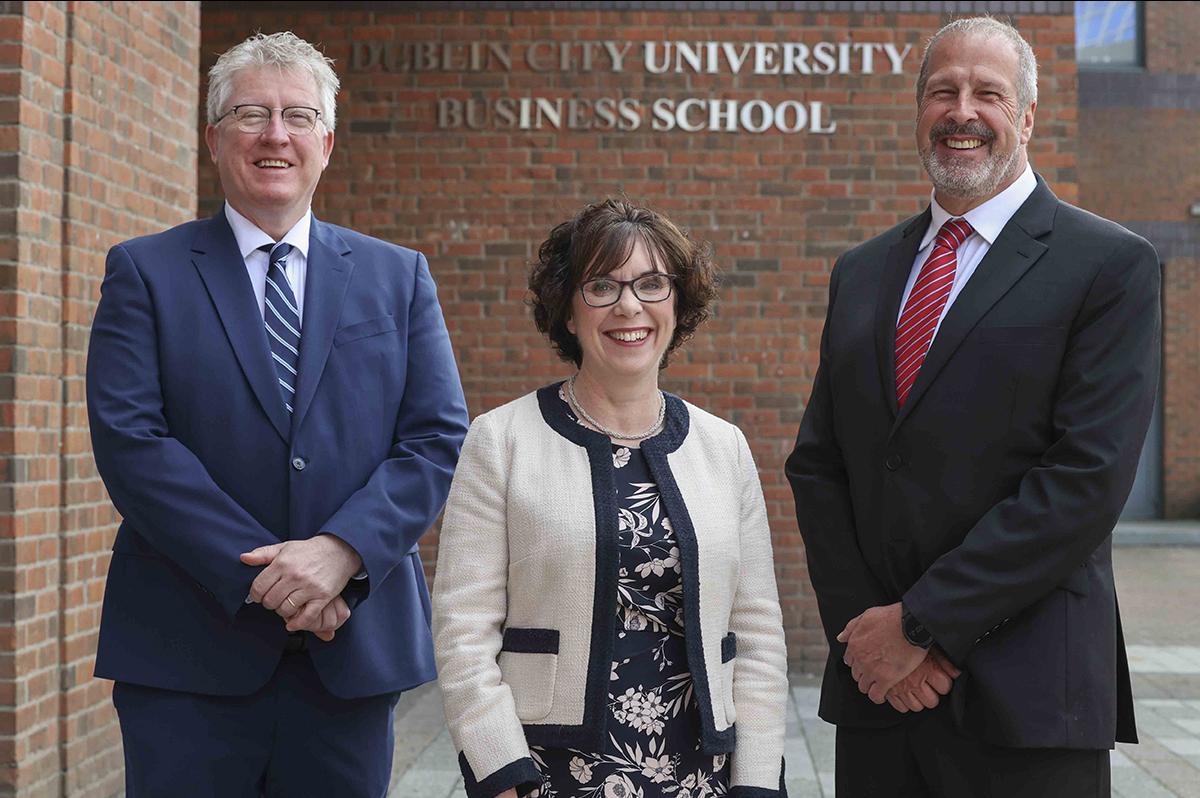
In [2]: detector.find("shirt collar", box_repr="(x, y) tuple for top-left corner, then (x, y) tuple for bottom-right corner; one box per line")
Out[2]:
(920, 163), (1037, 249)
(224, 202), (313, 261)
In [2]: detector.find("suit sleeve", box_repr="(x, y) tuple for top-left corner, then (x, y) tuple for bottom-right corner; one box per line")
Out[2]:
(86, 244), (279, 618)
(903, 235), (1161, 662)
(431, 414), (541, 798)
(729, 427), (789, 797)
(319, 251), (469, 596)
(785, 256), (893, 650)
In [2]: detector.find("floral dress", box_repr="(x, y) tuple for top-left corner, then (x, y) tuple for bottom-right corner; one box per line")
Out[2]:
(523, 431), (730, 798)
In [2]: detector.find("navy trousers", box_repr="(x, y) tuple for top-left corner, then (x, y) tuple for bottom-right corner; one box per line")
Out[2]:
(113, 649), (399, 798)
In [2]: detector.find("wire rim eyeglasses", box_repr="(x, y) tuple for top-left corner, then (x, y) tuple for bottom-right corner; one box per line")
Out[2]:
(216, 104), (322, 135)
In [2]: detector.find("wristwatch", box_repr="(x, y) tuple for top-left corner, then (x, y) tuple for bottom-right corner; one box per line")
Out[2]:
(901, 605), (934, 649)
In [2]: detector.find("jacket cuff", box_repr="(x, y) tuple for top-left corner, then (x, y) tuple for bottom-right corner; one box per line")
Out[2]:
(902, 582), (970, 663)
(458, 752), (541, 798)
(340, 577), (369, 610)
(730, 758), (788, 798)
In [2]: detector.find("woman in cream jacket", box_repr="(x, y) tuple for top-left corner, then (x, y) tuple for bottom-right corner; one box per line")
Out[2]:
(433, 199), (788, 798)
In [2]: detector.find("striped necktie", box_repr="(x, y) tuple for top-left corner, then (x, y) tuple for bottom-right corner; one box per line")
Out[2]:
(894, 218), (973, 408)
(259, 242), (301, 413)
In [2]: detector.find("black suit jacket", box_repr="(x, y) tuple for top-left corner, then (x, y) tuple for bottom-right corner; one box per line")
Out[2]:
(786, 176), (1159, 749)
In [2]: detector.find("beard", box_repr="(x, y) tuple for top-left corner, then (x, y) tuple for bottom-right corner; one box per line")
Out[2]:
(920, 120), (1022, 202)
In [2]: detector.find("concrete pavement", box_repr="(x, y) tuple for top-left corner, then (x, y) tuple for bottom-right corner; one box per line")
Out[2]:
(387, 546), (1200, 797)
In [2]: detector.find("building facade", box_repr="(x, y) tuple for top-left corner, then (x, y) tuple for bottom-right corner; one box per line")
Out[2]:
(0, 1), (1195, 794)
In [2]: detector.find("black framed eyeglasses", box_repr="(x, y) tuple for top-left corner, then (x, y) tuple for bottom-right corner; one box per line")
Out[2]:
(579, 272), (676, 307)
(216, 104), (322, 135)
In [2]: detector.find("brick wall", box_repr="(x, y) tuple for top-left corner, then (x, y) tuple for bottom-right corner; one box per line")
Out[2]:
(1149, 0), (1200, 519)
(1163, 261), (1200, 517)
(1078, 1), (1200, 518)
(1145, 0), (1200, 73)
(0, 2), (198, 796)
(200, 3), (1080, 672)
(0, 1), (1192, 793)
(0, 3), (70, 792)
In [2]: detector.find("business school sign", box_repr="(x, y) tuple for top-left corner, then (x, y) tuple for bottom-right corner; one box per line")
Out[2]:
(353, 40), (913, 135)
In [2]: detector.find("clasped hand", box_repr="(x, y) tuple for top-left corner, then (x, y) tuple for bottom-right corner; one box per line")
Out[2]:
(837, 602), (961, 711)
(240, 534), (363, 642)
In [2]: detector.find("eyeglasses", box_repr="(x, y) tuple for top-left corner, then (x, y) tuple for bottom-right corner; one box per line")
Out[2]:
(217, 104), (322, 135)
(579, 273), (676, 307)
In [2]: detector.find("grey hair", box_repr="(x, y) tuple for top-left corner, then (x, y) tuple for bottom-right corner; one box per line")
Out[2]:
(206, 32), (340, 130)
(916, 17), (1039, 111)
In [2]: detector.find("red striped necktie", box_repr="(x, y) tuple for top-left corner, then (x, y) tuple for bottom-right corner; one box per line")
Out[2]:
(894, 218), (973, 407)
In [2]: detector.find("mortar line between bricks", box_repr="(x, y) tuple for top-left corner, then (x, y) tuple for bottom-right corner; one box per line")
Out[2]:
(56, 5), (77, 797)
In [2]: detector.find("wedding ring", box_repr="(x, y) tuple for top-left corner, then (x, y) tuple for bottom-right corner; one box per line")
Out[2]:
(285, 596), (298, 610)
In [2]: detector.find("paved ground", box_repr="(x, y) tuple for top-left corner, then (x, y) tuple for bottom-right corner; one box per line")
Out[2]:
(387, 545), (1200, 797)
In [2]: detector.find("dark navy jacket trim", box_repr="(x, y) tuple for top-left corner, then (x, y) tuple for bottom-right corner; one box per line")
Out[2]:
(729, 758), (787, 797)
(640, 397), (735, 755)
(534, 385), (736, 754)
(722, 632), (738, 663)
(536, 383), (622, 750)
(729, 788), (787, 798)
(501, 627), (560, 654)
(458, 752), (541, 798)
(724, 758), (782, 792)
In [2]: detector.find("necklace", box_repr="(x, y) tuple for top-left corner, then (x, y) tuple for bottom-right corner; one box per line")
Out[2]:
(565, 374), (665, 441)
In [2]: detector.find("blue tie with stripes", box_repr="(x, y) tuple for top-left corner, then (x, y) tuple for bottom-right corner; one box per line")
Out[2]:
(260, 243), (301, 413)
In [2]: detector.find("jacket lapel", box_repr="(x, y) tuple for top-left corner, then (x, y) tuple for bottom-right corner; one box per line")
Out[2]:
(291, 218), (354, 435)
(191, 213), (292, 444)
(875, 210), (930, 419)
(893, 177), (1056, 427)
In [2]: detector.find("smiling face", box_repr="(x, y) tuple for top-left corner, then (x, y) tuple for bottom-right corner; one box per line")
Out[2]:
(567, 238), (677, 388)
(916, 32), (1035, 213)
(205, 66), (334, 239)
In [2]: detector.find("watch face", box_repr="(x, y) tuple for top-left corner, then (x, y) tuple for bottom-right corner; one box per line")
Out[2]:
(904, 612), (932, 648)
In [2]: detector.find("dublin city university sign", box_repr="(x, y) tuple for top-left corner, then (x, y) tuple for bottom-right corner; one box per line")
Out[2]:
(352, 40), (914, 135)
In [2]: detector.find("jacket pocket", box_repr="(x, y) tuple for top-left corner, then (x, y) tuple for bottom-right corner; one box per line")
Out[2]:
(1057, 563), (1090, 597)
(497, 627), (559, 722)
(333, 315), (397, 346)
(721, 632), (737, 725)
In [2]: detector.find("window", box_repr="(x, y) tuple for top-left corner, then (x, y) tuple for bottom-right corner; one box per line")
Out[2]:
(1075, 1), (1143, 67)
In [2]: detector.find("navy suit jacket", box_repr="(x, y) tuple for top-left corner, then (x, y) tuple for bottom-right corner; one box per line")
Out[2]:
(87, 210), (469, 699)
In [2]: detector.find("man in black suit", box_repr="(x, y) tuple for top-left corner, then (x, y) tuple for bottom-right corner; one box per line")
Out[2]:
(786, 16), (1158, 797)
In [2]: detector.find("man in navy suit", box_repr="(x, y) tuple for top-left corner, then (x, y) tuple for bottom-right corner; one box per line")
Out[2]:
(86, 32), (468, 797)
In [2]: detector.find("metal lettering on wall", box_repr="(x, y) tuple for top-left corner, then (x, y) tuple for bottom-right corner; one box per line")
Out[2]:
(352, 40), (913, 135)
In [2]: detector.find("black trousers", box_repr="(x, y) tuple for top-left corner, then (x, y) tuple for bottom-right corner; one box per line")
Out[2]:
(835, 703), (1111, 798)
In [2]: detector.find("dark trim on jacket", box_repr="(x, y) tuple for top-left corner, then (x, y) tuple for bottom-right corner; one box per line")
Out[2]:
(643, 400), (736, 755)
(501, 627), (560, 654)
(532, 384), (621, 750)
(530, 383), (736, 755)
(722, 632), (738, 663)
(458, 752), (540, 798)
(729, 759), (787, 798)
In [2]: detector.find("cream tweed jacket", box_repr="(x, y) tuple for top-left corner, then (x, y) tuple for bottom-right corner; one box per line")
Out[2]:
(432, 385), (788, 798)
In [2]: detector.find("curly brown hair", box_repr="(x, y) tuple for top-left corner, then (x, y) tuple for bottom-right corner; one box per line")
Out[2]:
(529, 198), (718, 368)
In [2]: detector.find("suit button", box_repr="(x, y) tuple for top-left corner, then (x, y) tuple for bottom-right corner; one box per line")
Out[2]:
(291, 457), (307, 471)
(885, 454), (904, 471)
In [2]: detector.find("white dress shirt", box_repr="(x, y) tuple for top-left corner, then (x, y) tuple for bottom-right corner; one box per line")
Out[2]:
(898, 164), (1037, 338)
(225, 202), (311, 324)
(226, 204), (369, 593)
